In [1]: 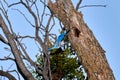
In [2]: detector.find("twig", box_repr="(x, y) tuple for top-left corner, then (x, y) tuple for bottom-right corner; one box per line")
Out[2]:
(25, 0), (30, 7)
(17, 35), (35, 39)
(59, 21), (63, 29)
(3, 0), (9, 7)
(1, 53), (14, 61)
(0, 34), (9, 45)
(44, 14), (53, 44)
(40, 0), (47, 7)
(16, 39), (35, 65)
(20, 0), (44, 48)
(30, 0), (37, 7)
(8, 2), (21, 7)
(48, 15), (55, 32)
(49, 33), (57, 41)
(0, 70), (16, 80)
(7, 63), (14, 71)
(0, 1), (14, 33)
(39, 0), (46, 29)
(80, 4), (107, 9)
(15, 38), (43, 72)
(12, 8), (35, 27)
(76, 0), (82, 11)
(34, 40), (42, 52)
(34, 1), (40, 27)
(0, 56), (15, 61)
(7, 70), (21, 80)
(34, 1), (45, 36)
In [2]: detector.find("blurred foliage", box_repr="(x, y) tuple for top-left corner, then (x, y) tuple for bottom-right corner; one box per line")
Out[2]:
(50, 48), (85, 80)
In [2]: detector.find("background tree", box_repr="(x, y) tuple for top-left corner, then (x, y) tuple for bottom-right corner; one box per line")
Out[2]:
(0, 0), (115, 80)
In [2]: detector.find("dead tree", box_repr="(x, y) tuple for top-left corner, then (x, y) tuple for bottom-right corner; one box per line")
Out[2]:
(0, 0), (115, 80)
(48, 0), (115, 80)
(0, 14), (35, 80)
(0, 0), (52, 80)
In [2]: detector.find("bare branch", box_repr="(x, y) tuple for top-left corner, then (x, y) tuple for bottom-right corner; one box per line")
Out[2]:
(25, 0), (30, 7)
(39, 0), (46, 29)
(80, 4), (107, 9)
(17, 35), (35, 39)
(0, 53), (15, 61)
(20, 0), (38, 25)
(33, 1), (46, 37)
(0, 1), (14, 33)
(0, 57), (14, 61)
(48, 15), (55, 32)
(8, 2), (21, 8)
(30, 0), (37, 7)
(16, 39), (35, 66)
(15, 38), (43, 75)
(49, 33), (57, 40)
(44, 14), (53, 44)
(0, 70), (16, 80)
(0, 13), (35, 80)
(76, 0), (82, 11)
(3, 0), (8, 6)
(34, 1), (41, 27)
(0, 1), (7, 14)
(0, 34), (9, 45)
(20, 0), (44, 48)
(40, 0), (47, 7)
(7, 63), (14, 71)
(12, 8), (35, 27)
(7, 70), (21, 80)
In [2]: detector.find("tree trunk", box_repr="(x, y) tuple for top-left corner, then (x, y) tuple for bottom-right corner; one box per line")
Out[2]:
(48, 0), (115, 80)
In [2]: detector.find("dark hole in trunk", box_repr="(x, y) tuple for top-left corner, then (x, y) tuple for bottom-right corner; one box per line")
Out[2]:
(74, 28), (80, 37)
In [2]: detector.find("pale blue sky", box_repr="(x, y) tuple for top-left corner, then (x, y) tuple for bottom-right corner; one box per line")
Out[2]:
(0, 0), (120, 80)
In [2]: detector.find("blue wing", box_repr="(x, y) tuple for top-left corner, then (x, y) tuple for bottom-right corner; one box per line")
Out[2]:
(57, 31), (66, 43)
(48, 31), (66, 51)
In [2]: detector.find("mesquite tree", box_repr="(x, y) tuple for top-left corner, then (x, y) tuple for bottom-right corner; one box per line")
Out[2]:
(0, 0), (115, 80)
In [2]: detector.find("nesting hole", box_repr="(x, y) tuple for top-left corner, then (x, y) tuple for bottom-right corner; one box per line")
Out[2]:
(74, 27), (80, 37)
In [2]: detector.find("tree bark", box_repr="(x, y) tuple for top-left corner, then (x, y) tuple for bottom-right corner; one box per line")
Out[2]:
(0, 14), (35, 80)
(48, 0), (115, 80)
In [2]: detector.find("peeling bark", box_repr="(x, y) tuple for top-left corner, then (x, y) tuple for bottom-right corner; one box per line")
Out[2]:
(48, 0), (115, 80)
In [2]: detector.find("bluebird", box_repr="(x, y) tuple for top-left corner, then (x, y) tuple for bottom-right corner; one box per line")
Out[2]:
(48, 31), (67, 51)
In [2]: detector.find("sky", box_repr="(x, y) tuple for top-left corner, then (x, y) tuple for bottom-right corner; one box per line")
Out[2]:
(0, 0), (120, 80)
